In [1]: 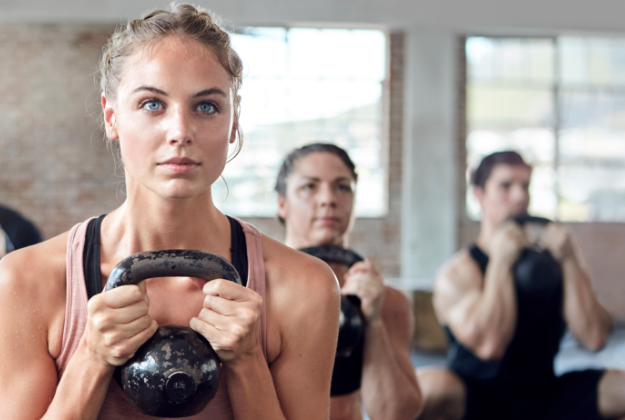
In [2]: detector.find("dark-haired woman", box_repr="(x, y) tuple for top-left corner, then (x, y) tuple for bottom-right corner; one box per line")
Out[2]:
(276, 143), (422, 420)
(0, 5), (339, 420)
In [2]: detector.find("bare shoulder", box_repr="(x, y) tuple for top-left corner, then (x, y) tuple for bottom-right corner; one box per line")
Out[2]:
(433, 249), (482, 322)
(261, 234), (340, 298)
(0, 232), (69, 355)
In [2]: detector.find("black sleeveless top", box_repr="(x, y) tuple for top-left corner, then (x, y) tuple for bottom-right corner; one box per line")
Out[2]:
(445, 244), (565, 385)
(83, 215), (249, 298)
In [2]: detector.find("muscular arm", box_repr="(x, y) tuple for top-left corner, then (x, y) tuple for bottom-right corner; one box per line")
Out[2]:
(193, 239), (340, 420)
(361, 287), (422, 420)
(434, 248), (518, 361)
(540, 223), (612, 351)
(562, 255), (612, 350)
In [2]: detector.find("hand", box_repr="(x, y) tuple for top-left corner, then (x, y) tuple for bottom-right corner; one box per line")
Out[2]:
(489, 222), (530, 265)
(539, 222), (575, 263)
(342, 260), (385, 322)
(85, 283), (158, 367)
(190, 279), (262, 365)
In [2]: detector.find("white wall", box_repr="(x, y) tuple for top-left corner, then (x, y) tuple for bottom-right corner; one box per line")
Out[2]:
(2, 0), (625, 34)
(401, 32), (457, 290)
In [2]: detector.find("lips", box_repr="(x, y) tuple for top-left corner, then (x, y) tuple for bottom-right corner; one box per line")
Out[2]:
(316, 216), (341, 226)
(158, 157), (200, 174)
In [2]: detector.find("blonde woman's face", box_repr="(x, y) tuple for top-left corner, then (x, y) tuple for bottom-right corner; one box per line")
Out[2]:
(102, 36), (237, 201)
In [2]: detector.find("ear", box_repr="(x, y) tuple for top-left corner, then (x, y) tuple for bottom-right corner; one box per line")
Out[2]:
(102, 93), (118, 141)
(277, 194), (288, 221)
(473, 185), (485, 206)
(229, 121), (237, 144)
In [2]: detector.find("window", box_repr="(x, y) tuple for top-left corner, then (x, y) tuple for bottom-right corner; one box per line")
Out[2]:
(466, 36), (625, 222)
(214, 27), (388, 217)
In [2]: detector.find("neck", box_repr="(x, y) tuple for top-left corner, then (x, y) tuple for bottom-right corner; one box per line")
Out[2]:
(104, 183), (230, 257)
(476, 216), (498, 254)
(284, 229), (348, 250)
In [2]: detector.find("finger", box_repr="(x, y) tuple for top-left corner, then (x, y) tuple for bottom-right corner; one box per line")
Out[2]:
(103, 299), (151, 325)
(196, 307), (230, 331)
(119, 319), (159, 355)
(189, 317), (231, 350)
(202, 279), (251, 301)
(202, 294), (240, 316)
(101, 285), (145, 309)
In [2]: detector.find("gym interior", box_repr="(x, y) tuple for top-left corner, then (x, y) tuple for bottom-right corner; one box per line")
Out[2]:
(1, 0), (624, 394)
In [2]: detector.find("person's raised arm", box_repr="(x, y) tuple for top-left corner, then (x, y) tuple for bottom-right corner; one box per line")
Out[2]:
(540, 223), (613, 351)
(191, 239), (340, 420)
(341, 262), (422, 420)
(434, 223), (527, 361)
(0, 237), (158, 420)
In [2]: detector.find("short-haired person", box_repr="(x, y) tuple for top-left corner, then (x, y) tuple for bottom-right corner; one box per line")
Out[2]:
(416, 151), (625, 420)
(0, 5), (340, 419)
(276, 143), (422, 420)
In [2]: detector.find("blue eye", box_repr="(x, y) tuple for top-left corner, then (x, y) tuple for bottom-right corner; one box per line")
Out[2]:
(198, 103), (216, 113)
(145, 101), (162, 111)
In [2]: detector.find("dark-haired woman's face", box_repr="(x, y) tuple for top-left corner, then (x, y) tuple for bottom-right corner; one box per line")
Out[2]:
(278, 152), (356, 247)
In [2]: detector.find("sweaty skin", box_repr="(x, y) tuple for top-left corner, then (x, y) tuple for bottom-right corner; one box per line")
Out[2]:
(280, 152), (422, 420)
(0, 36), (340, 420)
(417, 164), (625, 420)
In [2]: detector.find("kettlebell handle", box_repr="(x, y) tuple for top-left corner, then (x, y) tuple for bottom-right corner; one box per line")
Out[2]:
(104, 249), (242, 292)
(509, 214), (552, 227)
(298, 245), (364, 268)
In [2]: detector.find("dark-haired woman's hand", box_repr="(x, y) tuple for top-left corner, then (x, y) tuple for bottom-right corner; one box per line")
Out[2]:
(342, 260), (386, 322)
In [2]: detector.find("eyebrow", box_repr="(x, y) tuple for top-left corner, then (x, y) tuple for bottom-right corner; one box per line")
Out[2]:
(131, 86), (228, 98)
(299, 176), (353, 183)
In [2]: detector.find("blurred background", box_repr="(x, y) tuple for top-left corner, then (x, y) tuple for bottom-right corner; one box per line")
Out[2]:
(1, 0), (625, 358)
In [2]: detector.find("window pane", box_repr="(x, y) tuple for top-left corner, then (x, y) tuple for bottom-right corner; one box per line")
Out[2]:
(216, 28), (387, 217)
(558, 165), (625, 221)
(467, 37), (554, 85)
(468, 85), (553, 128)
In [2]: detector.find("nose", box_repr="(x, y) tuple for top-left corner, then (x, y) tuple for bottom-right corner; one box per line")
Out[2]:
(317, 183), (337, 208)
(510, 183), (529, 206)
(166, 106), (194, 146)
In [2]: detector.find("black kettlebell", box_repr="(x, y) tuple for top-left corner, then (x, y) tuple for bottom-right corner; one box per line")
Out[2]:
(299, 245), (366, 358)
(104, 250), (242, 418)
(509, 215), (563, 304)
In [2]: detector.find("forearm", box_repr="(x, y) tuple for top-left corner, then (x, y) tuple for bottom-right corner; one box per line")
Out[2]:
(43, 341), (114, 420)
(467, 259), (517, 357)
(563, 257), (613, 350)
(225, 350), (288, 420)
(361, 320), (421, 420)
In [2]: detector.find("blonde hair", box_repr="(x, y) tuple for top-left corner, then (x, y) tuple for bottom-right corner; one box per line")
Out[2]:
(97, 3), (243, 155)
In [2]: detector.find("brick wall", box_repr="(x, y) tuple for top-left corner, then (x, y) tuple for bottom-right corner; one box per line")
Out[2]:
(0, 24), (119, 239)
(0, 26), (406, 279)
(243, 32), (405, 279)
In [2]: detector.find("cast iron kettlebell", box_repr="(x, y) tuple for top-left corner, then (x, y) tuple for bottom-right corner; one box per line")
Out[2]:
(299, 245), (366, 358)
(104, 250), (242, 418)
(510, 215), (563, 304)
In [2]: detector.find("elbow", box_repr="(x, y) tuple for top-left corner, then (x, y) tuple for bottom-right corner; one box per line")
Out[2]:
(396, 380), (424, 420)
(473, 340), (507, 361)
(584, 331), (609, 352)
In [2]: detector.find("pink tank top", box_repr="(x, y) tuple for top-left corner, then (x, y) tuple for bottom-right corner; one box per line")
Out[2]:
(55, 218), (268, 420)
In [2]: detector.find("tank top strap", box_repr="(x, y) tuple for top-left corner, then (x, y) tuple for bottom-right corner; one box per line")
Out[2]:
(234, 218), (268, 360)
(56, 218), (94, 375)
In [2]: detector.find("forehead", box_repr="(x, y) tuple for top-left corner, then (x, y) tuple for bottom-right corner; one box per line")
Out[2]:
(292, 152), (354, 180)
(488, 164), (532, 183)
(119, 36), (233, 95)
